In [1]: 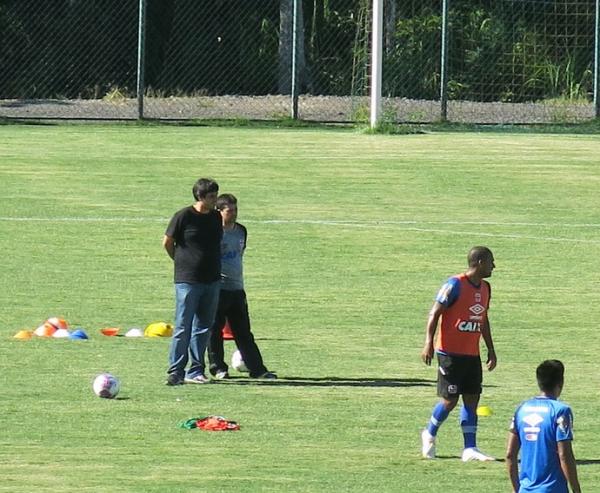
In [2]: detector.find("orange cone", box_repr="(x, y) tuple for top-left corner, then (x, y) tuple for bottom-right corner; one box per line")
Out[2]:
(34, 323), (56, 337)
(222, 319), (234, 340)
(100, 327), (120, 336)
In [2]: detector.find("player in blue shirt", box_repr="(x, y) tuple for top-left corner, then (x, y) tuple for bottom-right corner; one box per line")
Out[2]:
(506, 360), (581, 493)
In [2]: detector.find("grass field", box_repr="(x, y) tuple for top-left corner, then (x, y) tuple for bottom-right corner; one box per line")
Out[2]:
(1, 123), (599, 492)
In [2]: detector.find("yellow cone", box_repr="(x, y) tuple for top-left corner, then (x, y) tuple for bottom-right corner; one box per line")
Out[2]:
(477, 405), (493, 417)
(144, 322), (173, 337)
(14, 330), (33, 339)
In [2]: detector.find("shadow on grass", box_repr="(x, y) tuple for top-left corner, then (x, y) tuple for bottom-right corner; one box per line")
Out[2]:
(430, 457), (600, 466)
(577, 459), (600, 466)
(491, 458), (600, 466)
(0, 117), (58, 126)
(218, 376), (435, 388)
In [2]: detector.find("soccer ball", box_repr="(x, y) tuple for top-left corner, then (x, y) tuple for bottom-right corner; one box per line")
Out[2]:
(93, 373), (120, 399)
(231, 350), (248, 373)
(46, 317), (69, 331)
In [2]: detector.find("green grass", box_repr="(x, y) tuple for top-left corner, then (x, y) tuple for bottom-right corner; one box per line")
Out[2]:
(1, 124), (599, 492)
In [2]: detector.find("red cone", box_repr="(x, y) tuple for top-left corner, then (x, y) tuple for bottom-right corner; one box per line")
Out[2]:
(222, 319), (234, 340)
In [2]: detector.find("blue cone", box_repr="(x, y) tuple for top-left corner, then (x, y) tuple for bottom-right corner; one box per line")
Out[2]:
(69, 328), (89, 340)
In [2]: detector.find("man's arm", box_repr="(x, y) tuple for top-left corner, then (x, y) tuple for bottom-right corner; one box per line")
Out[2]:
(480, 317), (497, 371)
(421, 302), (444, 366)
(558, 440), (581, 493)
(505, 431), (521, 493)
(163, 235), (175, 260)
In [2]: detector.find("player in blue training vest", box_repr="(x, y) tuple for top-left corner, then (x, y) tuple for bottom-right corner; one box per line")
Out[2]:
(506, 360), (581, 493)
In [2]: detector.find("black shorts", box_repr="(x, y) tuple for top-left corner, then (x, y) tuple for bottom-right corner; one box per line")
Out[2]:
(436, 353), (482, 399)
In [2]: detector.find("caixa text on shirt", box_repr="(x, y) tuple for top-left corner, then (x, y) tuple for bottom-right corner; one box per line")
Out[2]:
(457, 320), (482, 332)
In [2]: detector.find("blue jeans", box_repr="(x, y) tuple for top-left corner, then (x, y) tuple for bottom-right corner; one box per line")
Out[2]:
(168, 281), (220, 378)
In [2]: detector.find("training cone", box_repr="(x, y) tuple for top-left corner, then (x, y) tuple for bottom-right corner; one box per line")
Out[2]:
(222, 319), (234, 340)
(14, 330), (33, 340)
(69, 329), (89, 340)
(125, 327), (144, 338)
(52, 328), (70, 338)
(477, 405), (493, 417)
(100, 327), (120, 336)
(34, 323), (56, 337)
(46, 317), (69, 331)
(144, 322), (173, 337)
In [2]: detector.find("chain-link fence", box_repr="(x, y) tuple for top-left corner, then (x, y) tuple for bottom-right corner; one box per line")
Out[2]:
(1, 0), (599, 124)
(0, 0), (139, 119)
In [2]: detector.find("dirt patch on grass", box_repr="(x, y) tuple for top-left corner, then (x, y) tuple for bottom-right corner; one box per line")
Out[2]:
(1, 95), (596, 124)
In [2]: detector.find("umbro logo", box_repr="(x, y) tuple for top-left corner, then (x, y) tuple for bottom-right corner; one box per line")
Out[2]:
(469, 304), (485, 315)
(523, 413), (544, 427)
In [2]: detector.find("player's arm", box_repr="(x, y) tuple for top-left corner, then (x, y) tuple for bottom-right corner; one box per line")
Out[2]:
(163, 235), (175, 260)
(505, 431), (521, 493)
(421, 301), (444, 366)
(557, 440), (581, 493)
(480, 317), (497, 371)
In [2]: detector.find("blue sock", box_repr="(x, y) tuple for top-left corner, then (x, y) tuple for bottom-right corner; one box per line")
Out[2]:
(426, 402), (450, 437)
(460, 406), (478, 449)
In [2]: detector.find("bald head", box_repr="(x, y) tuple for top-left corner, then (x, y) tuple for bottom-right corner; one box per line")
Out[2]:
(468, 246), (494, 267)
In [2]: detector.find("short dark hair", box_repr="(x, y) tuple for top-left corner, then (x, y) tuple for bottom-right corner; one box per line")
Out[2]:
(536, 359), (564, 393)
(192, 178), (219, 200)
(467, 246), (493, 267)
(216, 193), (238, 210)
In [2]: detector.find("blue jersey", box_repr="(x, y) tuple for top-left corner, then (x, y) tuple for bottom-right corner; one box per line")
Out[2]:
(510, 396), (574, 493)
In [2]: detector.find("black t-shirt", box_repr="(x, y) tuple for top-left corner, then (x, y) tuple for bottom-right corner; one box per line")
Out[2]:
(165, 206), (223, 283)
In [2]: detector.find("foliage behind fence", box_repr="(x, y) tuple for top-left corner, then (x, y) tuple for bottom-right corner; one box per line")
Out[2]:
(0, 0), (598, 123)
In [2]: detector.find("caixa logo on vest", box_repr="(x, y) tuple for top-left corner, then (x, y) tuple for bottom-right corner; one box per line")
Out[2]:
(458, 320), (482, 332)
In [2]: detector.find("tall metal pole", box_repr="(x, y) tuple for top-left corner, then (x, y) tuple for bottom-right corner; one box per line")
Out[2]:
(370, 0), (383, 128)
(136, 0), (147, 120)
(440, 0), (450, 122)
(594, 0), (600, 118)
(291, 0), (299, 119)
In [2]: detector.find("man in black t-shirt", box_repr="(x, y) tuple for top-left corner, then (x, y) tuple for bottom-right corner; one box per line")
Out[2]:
(163, 178), (223, 385)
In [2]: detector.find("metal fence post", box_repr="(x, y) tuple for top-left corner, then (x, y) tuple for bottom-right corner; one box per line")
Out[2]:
(440, 0), (450, 122)
(595, 0), (600, 118)
(370, 0), (383, 128)
(291, 0), (299, 119)
(136, 0), (147, 120)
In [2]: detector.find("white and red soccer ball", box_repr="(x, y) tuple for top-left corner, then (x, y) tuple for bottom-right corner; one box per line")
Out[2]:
(34, 316), (69, 337)
(46, 317), (68, 331)
(93, 373), (120, 399)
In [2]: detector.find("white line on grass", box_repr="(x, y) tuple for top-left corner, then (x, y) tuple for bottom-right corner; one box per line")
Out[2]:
(258, 219), (600, 229)
(256, 220), (600, 244)
(2, 217), (599, 244)
(2, 217), (599, 228)
(328, 224), (600, 244)
(0, 217), (162, 222)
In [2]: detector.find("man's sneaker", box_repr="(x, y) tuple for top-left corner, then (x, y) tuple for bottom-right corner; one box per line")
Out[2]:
(214, 370), (230, 380)
(461, 447), (495, 462)
(421, 429), (436, 459)
(184, 374), (210, 384)
(166, 373), (184, 386)
(256, 371), (277, 379)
